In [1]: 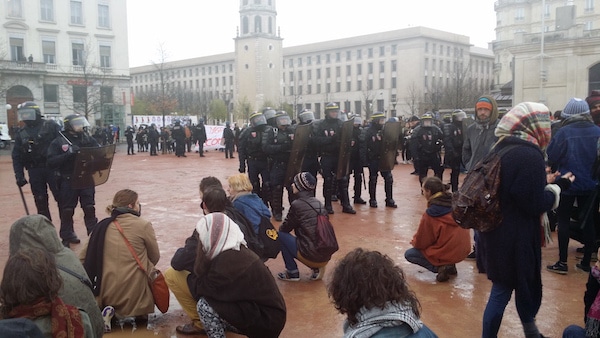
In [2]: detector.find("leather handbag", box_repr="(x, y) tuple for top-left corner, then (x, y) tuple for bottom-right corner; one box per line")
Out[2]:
(114, 220), (170, 313)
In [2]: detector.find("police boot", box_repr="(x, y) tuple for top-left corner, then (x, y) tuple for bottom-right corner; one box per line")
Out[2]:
(34, 194), (52, 221)
(261, 184), (273, 210)
(354, 173), (366, 204)
(83, 204), (98, 235)
(338, 179), (356, 214)
(369, 178), (378, 208)
(272, 185), (284, 221)
(59, 208), (79, 247)
(384, 176), (397, 208)
(323, 178), (334, 214)
(331, 179), (339, 202)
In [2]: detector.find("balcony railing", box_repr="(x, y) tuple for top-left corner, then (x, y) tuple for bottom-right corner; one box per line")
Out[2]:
(0, 60), (47, 72)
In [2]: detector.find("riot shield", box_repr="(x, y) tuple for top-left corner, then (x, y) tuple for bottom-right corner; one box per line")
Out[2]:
(284, 123), (312, 187)
(336, 119), (355, 179)
(71, 144), (116, 189)
(462, 117), (475, 142)
(379, 121), (402, 171)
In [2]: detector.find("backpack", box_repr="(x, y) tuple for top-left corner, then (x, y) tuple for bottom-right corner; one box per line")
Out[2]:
(257, 216), (281, 259)
(302, 200), (339, 261)
(452, 144), (517, 232)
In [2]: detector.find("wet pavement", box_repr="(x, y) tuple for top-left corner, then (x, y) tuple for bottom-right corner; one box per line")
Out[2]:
(0, 143), (590, 337)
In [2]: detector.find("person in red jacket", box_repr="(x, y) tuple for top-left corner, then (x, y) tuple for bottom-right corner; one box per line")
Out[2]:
(404, 177), (471, 282)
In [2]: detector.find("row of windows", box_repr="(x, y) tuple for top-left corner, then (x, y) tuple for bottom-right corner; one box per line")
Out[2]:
(134, 76), (234, 93)
(424, 76), (491, 93)
(8, 0), (112, 29)
(285, 45), (400, 68)
(132, 63), (234, 84)
(7, 37), (111, 67)
(424, 42), (465, 58)
(424, 58), (492, 75)
(42, 84), (113, 104)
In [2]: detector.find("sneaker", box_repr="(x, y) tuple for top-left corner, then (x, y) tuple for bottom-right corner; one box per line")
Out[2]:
(436, 265), (451, 282)
(448, 264), (458, 275)
(576, 263), (591, 273)
(176, 323), (206, 335)
(310, 267), (326, 281)
(466, 250), (476, 260)
(546, 261), (568, 275)
(277, 271), (300, 282)
(102, 306), (115, 333)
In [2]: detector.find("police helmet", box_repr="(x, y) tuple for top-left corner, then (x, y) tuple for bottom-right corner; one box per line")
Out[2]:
(63, 114), (90, 133)
(17, 101), (42, 122)
(262, 107), (277, 121)
(324, 102), (340, 120)
(452, 109), (467, 122)
(298, 109), (315, 124)
(275, 112), (291, 128)
(353, 117), (363, 126)
(371, 112), (386, 125)
(249, 112), (267, 127)
(339, 110), (349, 122)
(421, 112), (434, 127)
(442, 113), (452, 123)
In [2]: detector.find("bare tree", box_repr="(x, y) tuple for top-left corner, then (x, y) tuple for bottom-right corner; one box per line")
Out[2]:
(360, 85), (375, 119)
(150, 43), (177, 126)
(404, 81), (421, 116)
(208, 99), (227, 124)
(233, 96), (253, 123)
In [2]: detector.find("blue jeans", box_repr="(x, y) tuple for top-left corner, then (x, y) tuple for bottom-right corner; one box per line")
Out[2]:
(278, 231), (298, 272)
(482, 283), (539, 338)
(404, 248), (437, 273)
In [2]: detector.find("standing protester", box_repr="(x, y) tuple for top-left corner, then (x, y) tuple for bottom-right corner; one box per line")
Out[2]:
(172, 119), (187, 157)
(312, 102), (355, 215)
(442, 110), (467, 192)
(480, 102), (570, 338)
(546, 98), (600, 274)
(11, 102), (61, 220)
(124, 126), (136, 155)
(47, 114), (100, 247)
(365, 112), (397, 208)
(462, 96), (500, 264)
(184, 122), (192, 153)
(238, 112), (272, 208)
(194, 119), (207, 157)
(349, 116), (367, 204)
(222, 122), (235, 159)
(160, 126), (170, 154)
(136, 126), (146, 152)
(411, 113), (444, 186)
(263, 112), (295, 221)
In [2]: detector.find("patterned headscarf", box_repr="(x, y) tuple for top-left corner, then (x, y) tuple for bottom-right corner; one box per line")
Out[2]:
(196, 213), (247, 260)
(494, 102), (551, 150)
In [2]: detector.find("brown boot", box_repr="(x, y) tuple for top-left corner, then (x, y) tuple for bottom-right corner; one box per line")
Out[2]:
(448, 264), (457, 275)
(436, 265), (451, 282)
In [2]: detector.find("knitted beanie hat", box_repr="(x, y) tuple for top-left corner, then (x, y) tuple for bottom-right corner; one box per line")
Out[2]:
(476, 97), (493, 111)
(561, 98), (590, 118)
(586, 90), (600, 108)
(293, 172), (316, 191)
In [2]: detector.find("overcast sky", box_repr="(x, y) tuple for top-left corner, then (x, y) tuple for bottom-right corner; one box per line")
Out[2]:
(126, 0), (497, 68)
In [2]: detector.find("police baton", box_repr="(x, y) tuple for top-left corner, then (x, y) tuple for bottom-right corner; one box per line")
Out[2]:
(18, 185), (30, 215)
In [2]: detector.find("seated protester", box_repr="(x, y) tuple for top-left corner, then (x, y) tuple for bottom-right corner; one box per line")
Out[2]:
(404, 177), (471, 282)
(168, 178), (264, 335)
(8, 215), (104, 337)
(277, 172), (331, 282)
(194, 212), (286, 338)
(81, 189), (160, 326)
(562, 248), (600, 338)
(0, 248), (95, 338)
(328, 248), (438, 338)
(227, 173), (271, 234)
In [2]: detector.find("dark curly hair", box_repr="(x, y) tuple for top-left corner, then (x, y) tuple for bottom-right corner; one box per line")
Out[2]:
(327, 248), (421, 326)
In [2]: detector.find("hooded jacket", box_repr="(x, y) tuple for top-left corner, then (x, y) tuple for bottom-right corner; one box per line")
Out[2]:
(8, 215), (103, 337)
(462, 95), (500, 171)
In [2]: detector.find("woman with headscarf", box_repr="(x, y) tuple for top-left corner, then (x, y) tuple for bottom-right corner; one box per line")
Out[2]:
(480, 102), (574, 337)
(193, 212), (286, 338)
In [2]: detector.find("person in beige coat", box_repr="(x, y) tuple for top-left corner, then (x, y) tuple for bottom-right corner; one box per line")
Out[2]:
(81, 189), (160, 321)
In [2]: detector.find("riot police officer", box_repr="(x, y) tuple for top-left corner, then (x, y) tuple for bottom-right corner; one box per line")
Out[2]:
(263, 112), (295, 221)
(349, 115), (367, 204)
(312, 103), (355, 214)
(11, 101), (61, 220)
(442, 110), (467, 191)
(238, 112), (272, 207)
(47, 114), (100, 247)
(171, 119), (186, 157)
(365, 112), (397, 208)
(299, 109), (320, 192)
(411, 113), (444, 185)
(124, 126), (136, 155)
(147, 124), (160, 156)
(194, 119), (207, 157)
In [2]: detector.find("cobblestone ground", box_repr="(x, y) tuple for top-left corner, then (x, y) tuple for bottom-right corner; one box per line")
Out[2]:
(0, 143), (588, 337)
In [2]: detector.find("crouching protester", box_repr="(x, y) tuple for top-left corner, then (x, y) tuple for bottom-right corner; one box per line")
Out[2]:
(404, 177), (471, 282)
(328, 248), (438, 338)
(277, 172), (332, 281)
(194, 212), (286, 338)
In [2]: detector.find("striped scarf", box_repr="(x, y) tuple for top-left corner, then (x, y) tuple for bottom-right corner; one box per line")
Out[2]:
(494, 102), (551, 151)
(196, 212), (247, 260)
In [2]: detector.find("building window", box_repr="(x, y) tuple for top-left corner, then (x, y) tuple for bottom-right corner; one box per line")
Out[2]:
(268, 17), (273, 34)
(367, 79), (373, 90)
(9, 37), (24, 61)
(357, 64), (362, 75)
(425, 42), (429, 53)
(585, 21), (593, 30)
(379, 78), (384, 89)
(8, 0), (22, 18)
(72, 42), (84, 65)
(317, 69), (321, 79)
(307, 84), (312, 94)
(242, 16), (249, 34)
(70, 1), (83, 25)
(289, 86), (294, 96)
(44, 84), (58, 102)
(98, 4), (110, 28)
(392, 77), (397, 89)
(326, 83), (330, 93)
(515, 8), (524, 21)
(41, 0), (54, 21)
(100, 45), (111, 68)
(336, 52), (340, 62)
(346, 80), (351, 91)
(298, 70), (303, 81)
(545, 3), (551, 16)
(298, 57), (302, 66)
(379, 61), (385, 73)
(254, 15), (262, 32)
(289, 71), (294, 81)
(391, 60), (397, 72)
(380, 46), (385, 57)
(357, 79), (362, 90)
(288, 59), (293, 67)
(391, 44), (397, 56)
(317, 83), (321, 93)
(336, 82), (341, 92)
(346, 50), (351, 60)
(326, 68), (330, 78)
(326, 54), (330, 63)
(368, 48), (373, 58)
(585, 0), (594, 11)
(368, 63), (373, 74)
(42, 40), (55, 64)
(307, 56), (312, 65)
(424, 58), (428, 70)
(316, 55), (321, 64)
(346, 65), (351, 76)
(73, 85), (87, 103)
(335, 66), (340, 77)
(357, 49), (362, 60)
